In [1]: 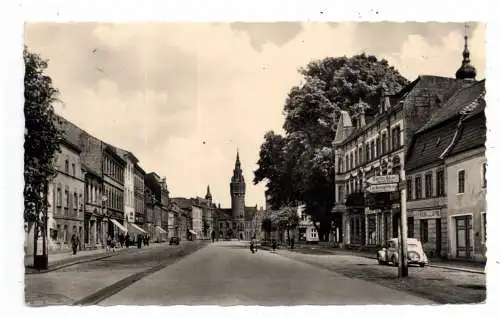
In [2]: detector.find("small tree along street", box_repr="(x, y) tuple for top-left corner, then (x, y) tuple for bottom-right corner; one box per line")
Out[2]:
(24, 46), (63, 269)
(254, 53), (409, 240)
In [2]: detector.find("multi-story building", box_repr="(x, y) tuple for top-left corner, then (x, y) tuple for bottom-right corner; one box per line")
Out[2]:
(102, 145), (127, 239)
(406, 80), (485, 261)
(145, 172), (167, 242)
(159, 177), (170, 236)
(134, 164), (146, 229)
(45, 119), (85, 253)
(333, 76), (468, 248)
(83, 165), (104, 249)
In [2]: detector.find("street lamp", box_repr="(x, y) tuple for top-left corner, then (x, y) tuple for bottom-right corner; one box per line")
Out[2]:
(101, 195), (108, 241)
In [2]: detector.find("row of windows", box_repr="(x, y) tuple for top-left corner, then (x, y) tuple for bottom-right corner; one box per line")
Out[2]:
(105, 186), (124, 211)
(407, 169), (445, 200)
(135, 196), (145, 215)
(61, 157), (79, 179)
(85, 183), (102, 205)
(408, 163), (486, 200)
(134, 174), (144, 192)
(339, 125), (402, 173)
(55, 184), (84, 214)
(103, 156), (124, 183)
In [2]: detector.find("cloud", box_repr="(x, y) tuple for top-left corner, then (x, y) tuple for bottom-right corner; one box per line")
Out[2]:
(24, 22), (485, 208)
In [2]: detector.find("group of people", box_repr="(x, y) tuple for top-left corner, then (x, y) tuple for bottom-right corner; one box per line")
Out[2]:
(106, 232), (151, 253)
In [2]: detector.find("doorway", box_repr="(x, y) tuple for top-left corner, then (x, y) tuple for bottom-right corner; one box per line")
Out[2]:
(435, 218), (442, 257)
(455, 215), (472, 258)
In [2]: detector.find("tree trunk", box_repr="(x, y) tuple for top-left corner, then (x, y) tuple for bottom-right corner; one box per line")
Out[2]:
(33, 220), (38, 259)
(42, 182), (48, 256)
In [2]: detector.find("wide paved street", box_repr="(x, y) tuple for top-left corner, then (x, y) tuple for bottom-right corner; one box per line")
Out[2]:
(101, 241), (433, 305)
(26, 240), (486, 306)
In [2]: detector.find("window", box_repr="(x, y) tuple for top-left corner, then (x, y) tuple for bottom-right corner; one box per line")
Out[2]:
(358, 147), (363, 165)
(338, 185), (344, 203)
(415, 176), (422, 199)
(425, 172), (433, 198)
(376, 137), (380, 157)
(482, 212), (487, 243)
(458, 170), (465, 194)
(392, 125), (401, 150)
(354, 151), (357, 167)
(72, 163), (76, 177)
(65, 190), (69, 208)
(73, 192), (78, 210)
(57, 185), (62, 206)
(79, 193), (83, 211)
(65, 160), (69, 173)
(350, 152), (354, 170)
(481, 163), (487, 188)
(407, 217), (414, 238)
(365, 143), (370, 162)
(407, 177), (413, 200)
(382, 133), (387, 154)
(370, 141), (375, 160)
(420, 219), (428, 243)
(436, 169), (445, 197)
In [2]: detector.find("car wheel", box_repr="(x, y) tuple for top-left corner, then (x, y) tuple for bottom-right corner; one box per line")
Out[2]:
(392, 256), (398, 267)
(377, 254), (384, 265)
(419, 263), (425, 267)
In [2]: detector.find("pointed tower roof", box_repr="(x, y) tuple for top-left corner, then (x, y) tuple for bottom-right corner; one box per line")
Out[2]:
(231, 149), (245, 183)
(455, 23), (477, 81)
(205, 185), (212, 200)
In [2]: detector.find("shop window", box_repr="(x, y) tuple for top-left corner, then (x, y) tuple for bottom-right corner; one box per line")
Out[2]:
(458, 170), (465, 194)
(419, 219), (428, 243)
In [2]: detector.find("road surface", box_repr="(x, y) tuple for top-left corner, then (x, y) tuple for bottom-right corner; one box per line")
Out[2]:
(100, 241), (434, 305)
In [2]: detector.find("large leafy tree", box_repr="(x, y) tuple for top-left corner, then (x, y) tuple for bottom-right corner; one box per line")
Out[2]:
(24, 46), (62, 261)
(255, 53), (408, 241)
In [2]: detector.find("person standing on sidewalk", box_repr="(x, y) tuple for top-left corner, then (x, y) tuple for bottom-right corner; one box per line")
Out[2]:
(71, 232), (79, 255)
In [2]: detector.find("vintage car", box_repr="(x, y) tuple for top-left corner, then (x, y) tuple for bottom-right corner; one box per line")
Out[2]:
(376, 238), (428, 267)
(169, 237), (180, 245)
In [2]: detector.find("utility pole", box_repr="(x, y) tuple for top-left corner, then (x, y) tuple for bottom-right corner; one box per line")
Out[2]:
(399, 168), (409, 277)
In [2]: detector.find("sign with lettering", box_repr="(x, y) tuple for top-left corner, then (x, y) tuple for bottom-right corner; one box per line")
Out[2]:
(413, 210), (441, 219)
(366, 183), (398, 193)
(367, 174), (400, 185)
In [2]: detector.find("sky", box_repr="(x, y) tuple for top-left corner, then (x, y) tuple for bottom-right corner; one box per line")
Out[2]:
(24, 22), (485, 209)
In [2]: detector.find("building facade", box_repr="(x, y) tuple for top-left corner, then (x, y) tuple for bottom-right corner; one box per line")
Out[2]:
(83, 167), (104, 249)
(333, 76), (468, 248)
(46, 131), (86, 252)
(134, 164), (146, 228)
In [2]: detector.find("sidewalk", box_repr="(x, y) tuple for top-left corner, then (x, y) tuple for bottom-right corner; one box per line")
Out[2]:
(264, 244), (486, 274)
(25, 242), (170, 274)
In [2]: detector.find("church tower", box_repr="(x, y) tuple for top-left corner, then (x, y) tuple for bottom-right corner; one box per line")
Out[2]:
(230, 150), (246, 220)
(455, 23), (477, 81)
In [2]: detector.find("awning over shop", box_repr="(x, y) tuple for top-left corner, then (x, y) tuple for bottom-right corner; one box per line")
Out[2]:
(189, 229), (198, 235)
(128, 223), (147, 234)
(155, 226), (167, 234)
(110, 218), (127, 233)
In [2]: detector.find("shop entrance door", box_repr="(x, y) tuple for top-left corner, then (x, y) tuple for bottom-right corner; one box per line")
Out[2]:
(456, 215), (472, 258)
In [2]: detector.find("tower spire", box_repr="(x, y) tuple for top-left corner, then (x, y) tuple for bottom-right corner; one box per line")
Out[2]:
(455, 23), (477, 80)
(205, 185), (212, 201)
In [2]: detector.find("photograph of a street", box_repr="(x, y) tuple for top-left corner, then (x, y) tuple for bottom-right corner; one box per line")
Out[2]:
(22, 21), (487, 306)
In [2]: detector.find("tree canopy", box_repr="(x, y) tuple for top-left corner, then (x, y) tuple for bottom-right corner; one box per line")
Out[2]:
(254, 53), (409, 240)
(24, 46), (62, 224)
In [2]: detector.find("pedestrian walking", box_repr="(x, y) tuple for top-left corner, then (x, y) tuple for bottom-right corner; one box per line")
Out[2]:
(290, 237), (295, 250)
(272, 239), (277, 252)
(137, 234), (143, 249)
(71, 232), (79, 255)
(106, 235), (112, 253)
(125, 233), (130, 248)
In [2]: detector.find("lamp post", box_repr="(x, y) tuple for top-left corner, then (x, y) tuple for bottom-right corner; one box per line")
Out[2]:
(101, 195), (108, 242)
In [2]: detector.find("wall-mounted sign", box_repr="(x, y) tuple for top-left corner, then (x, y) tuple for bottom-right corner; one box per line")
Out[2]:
(413, 210), (441, 219)
(366, 183), (398, 193)
(367, 174), (400, 185)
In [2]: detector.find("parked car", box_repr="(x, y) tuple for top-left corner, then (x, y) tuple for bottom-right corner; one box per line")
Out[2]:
(376, 238), (428, 267)
(169, 237), (180, 245)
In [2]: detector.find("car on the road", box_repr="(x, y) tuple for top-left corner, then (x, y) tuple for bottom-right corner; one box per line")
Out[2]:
(376, 238), (428, 267)
(169, 237), (180, 245)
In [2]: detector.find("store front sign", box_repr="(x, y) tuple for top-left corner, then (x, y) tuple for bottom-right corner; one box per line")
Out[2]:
(413, 210), (441, 219)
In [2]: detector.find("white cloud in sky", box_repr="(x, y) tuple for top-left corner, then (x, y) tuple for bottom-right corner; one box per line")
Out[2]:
(24, 22), (485, 208)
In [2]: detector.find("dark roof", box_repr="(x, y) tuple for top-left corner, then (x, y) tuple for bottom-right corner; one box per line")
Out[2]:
(82, 163), (102, 179)
(56, 116), (83, 152)
(115, 147), (140, 164)
(406, 117), (459, 171)
(341, 76), (463, 146)
(170, 197), (192, 210)
(448, 112), (486, 157)
(418, 80), (485, 133)
(406, 80), (486, 171)
(244, 206), (258, 221)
